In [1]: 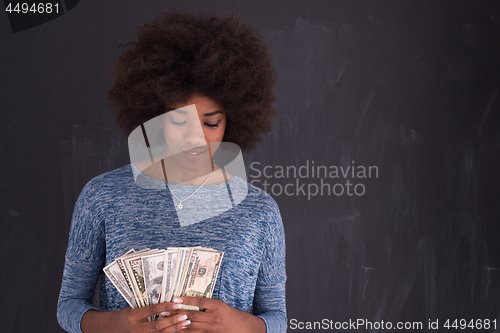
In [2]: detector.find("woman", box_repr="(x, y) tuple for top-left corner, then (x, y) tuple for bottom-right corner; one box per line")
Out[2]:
(57, 7), (286, 333)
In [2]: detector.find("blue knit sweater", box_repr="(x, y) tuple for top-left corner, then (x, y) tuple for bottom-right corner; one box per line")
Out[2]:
(57, 164), (287, 332)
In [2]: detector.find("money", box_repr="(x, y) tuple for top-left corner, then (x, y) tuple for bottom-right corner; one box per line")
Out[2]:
(142, 252), (165, 306)
(123, 251), (162, 308)
(159, 248), (178, 304)
(103, 261), (136, 308)
(170, 247), (192, 302)
(103, 249), (136, 308)
(177, 248), (223, 310)
(103, 246), (224, 320)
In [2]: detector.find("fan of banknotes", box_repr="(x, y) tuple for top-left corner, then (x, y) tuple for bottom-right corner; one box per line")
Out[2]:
(104, 246), (224, 319)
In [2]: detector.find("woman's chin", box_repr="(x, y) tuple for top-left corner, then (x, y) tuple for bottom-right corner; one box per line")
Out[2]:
(171, 153), (213, 173)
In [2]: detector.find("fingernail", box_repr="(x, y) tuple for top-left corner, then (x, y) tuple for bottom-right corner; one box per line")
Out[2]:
(173, 297), (183, 303)
(181, 320), (191, 326)
(160, 311), (171, 316)
(178, 314), (187, 321)
(172, 303), (182, 310)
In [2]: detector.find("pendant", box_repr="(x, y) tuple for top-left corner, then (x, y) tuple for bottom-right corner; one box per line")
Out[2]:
(178, 203), (183, 209)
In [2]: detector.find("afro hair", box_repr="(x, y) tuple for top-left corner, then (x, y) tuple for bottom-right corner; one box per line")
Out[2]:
(106, 7), (277, 152)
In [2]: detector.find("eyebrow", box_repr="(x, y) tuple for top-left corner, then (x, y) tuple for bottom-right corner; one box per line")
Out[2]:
(169, 108), (187, 114)
(203, 110), (223, 117)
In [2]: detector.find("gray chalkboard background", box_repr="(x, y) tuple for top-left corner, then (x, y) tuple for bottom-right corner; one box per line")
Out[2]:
(1, 0), (499, 332)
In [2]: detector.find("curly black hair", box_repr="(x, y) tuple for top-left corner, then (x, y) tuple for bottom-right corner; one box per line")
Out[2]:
(106, 7), (277, 152)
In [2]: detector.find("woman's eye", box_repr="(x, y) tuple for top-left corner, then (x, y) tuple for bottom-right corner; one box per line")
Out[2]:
(170, 119), (186, 126)
(170, 118), (221, 127)
(205, 120), (221, 128)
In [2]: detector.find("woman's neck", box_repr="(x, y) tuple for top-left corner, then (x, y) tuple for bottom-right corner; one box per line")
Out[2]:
(135, 157), (233, 186)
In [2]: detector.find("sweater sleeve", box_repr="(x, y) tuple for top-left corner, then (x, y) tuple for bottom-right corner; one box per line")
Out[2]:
(57, 178), (106, 333)
(253, 199), (287, 333)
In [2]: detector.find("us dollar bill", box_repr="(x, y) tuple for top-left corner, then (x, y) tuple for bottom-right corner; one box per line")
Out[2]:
(160, 248), (178, 304)
(123, 250), (161, 308)
(142, 251), (165, 306)
(115, 249), (152, 308)
(112, 249), (140, 308)
(103, 249), (136, 307)
(177, 248), (223, 310)
(103, 261), (136, 308)
(105, 246), (224, 317)
(170, 247), (193, 302)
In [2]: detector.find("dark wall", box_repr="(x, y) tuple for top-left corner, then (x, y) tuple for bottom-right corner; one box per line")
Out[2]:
(1, 0), (499, 332)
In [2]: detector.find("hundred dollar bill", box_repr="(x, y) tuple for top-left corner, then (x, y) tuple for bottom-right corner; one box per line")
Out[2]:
(169, 247), (193, 302)
(141, 251), (165, 321)
(177, 248), (223, 310)
(142, 251), (165, 306)
(159, 248), (178, 304)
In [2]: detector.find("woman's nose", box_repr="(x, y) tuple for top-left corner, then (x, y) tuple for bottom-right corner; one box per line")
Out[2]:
(183, 119), (206, 147)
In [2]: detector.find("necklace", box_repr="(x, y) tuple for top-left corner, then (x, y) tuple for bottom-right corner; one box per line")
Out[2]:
(159, 151), (214, 209)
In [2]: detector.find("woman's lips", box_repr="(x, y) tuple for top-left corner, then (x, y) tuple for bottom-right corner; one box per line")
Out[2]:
(181, 148), (208, 160)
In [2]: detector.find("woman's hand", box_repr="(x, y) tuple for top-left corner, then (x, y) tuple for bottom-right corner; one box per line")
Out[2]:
(167, 297), (266, 333)
(81, 302), (191, 333)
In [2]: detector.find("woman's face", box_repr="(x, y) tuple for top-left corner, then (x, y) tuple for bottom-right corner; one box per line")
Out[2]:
(162, 93), (226, 173)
